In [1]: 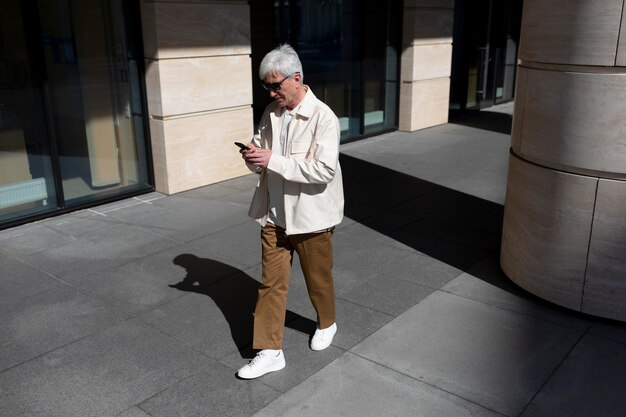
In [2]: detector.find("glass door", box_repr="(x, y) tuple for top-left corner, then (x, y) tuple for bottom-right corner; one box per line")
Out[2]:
(449, 0), (522, 111)
(0, 0), (152, 226)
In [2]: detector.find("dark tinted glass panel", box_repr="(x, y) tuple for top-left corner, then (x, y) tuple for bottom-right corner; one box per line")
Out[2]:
(40, 0), (150, 205)
(250, 0), (401, 142)
(449, 0), (522, 111)
(0, 0), (58, 222)
(0, 0), (151, 227)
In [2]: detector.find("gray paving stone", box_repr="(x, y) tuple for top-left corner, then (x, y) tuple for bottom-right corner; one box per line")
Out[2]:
(101, 197), (248, 243)
(253, 352), (505, 417)
(86, 194), (165, 215)
(332, 299), (394, 350)
(464, 212), (504, 240)
(116, 407), (153, 417)
(212, 173), (260, 191)
(174, 179), (257, 206)
(187, 220), (262, 271)
(138, 281), (258, 360)
(42, 209), (124, 239)
(154, 186), (252, 212)
(0, 223), (76, 256)
(395, 187), (497, 228)
(351, 291), (583, 416)
(332, 229), (417, 294)
(0, 279), (128, 371)
(441, 226), (502, 253)
(413, 238), (492, 270)
(337, 274), (434, 316)
(381, 250), (464, 290)
(443, 256), (592, 332)
(521, 335), (626, 417)
(344, 174), (434, 209)
(0, 252), (60, 302)
(389, 216), (459, 243)
(0, 320), (216, 417)
(18, 223), (180, 281)
(352, 206), (424, 236)
(587, 321), (626, 346)
(334, 220), (416, 251)
(138, 362), (280, 417)
(60, 246), (237, 315)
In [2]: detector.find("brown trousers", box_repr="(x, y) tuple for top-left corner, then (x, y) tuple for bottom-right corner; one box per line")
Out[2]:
(253, 223), (336, 350)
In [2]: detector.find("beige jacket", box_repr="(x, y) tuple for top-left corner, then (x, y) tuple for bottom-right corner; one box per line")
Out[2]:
(247, 87), (344, 235)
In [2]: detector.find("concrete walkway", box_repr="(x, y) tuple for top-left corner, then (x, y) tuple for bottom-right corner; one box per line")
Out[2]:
(2, 105), (626, 417)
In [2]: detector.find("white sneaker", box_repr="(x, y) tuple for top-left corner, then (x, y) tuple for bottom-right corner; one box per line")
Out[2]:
(310, 323), (337, 351)
(237, 349), (285, 379)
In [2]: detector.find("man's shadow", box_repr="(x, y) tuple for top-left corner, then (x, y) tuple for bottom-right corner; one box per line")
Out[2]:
(169, 254), (316, 358)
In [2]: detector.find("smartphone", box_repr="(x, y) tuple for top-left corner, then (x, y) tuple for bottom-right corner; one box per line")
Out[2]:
(234, 142), (249, 150)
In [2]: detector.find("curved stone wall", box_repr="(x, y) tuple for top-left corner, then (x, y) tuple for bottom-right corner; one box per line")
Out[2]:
(501, 0), (626, 321)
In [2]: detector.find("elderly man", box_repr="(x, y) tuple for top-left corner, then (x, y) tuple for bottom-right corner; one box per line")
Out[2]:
(237, 44), (344, 379)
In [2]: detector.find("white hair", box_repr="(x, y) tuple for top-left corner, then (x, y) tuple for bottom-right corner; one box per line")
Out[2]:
(259, 44), (304, 82)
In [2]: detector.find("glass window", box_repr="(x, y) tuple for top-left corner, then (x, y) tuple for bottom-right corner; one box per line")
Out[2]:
(40, 0), (151, 205)
(449, 0), (522, 111)
(1, 0), (58, 222)
(250, 0), (402, 142)
(0, 0), (152, 226)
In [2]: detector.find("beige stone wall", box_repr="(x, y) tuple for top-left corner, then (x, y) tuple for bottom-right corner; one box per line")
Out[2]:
(501, 0), (626, 321)
(141, 0), (253, 194)
(399, 0), (454, 131)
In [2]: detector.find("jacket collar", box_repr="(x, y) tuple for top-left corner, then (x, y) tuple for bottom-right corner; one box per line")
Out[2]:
(272, 85), (316, 119)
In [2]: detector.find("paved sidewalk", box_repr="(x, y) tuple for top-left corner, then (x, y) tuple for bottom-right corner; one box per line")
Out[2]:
(2, 106), (626, 416)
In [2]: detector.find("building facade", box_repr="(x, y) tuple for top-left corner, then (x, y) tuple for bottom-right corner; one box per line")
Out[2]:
(2, 0), (481, 228)
(6, 1), (624, 322)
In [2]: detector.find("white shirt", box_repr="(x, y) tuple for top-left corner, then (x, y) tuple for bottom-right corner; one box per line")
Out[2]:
(267, 106), (297, 228)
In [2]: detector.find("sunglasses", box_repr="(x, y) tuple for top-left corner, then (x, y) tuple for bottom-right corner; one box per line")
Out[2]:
(261, 74), (293, 91)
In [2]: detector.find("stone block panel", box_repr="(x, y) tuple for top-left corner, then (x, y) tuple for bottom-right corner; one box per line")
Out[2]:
(582, 178), (626, 321)
(516, 68), (626, 176)
(399, 78), (449, 131)
(519, 0), (622, 66)
(148, 118), (167, 193)
(401, 43), (452, 82)
(403, 8), (453, 46)
(618, 4), (626, 66)
(141, 1), (250, 59)
(500, 154), (596, 311)
(510, 67), (528, 153)
(145, 55), (252, 118)
(149, 107), (253, 194)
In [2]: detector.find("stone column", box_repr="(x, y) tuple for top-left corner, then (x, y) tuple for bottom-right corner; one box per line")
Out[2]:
(501, 0), (626, 321)
(399, 0), (454, 131)
(140, 0), (253, 194)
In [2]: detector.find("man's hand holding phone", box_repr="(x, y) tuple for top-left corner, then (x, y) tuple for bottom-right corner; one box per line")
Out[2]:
(239, 143), (270, 168)
(234, 142), (249, 152)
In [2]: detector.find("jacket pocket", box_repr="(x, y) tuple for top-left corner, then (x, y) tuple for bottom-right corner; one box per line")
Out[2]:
(290, 141), (310, 156)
